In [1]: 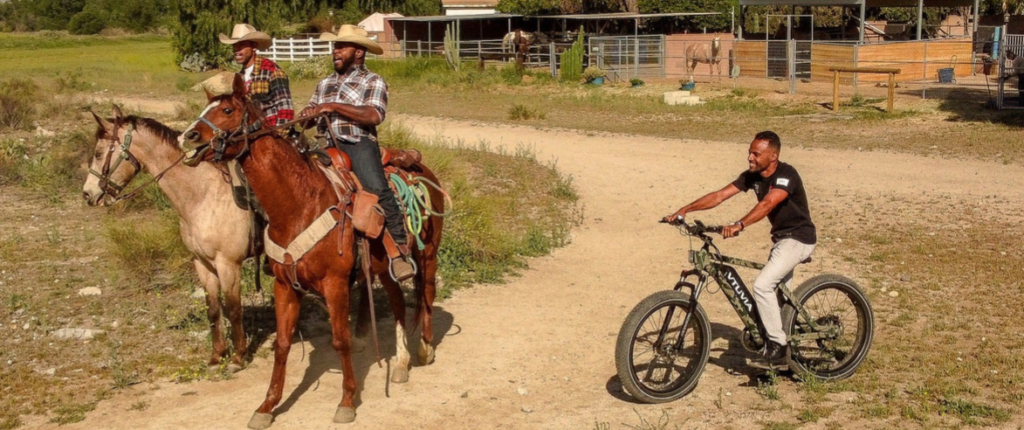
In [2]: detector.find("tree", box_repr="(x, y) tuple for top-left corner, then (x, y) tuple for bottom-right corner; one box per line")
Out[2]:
(171, 0), (288, 69)
(639, 0), (735, 32)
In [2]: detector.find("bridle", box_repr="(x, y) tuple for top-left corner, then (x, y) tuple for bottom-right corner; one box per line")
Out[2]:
(88, 121), (142, 200)
(87, 119), (185, 204)
(201, 98), (264, 163)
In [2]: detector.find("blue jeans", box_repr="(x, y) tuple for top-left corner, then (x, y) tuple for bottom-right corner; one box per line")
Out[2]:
(336, 136), (407, 245)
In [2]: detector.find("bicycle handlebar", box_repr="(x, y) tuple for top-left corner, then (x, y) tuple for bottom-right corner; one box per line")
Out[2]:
(660, 217), (727, 236)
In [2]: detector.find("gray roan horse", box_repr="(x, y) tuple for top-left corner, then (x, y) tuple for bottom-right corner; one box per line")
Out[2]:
(83, 106), (253, 373)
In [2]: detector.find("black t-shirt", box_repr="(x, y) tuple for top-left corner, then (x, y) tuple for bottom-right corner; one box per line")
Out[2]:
(731, 162), (816, 245)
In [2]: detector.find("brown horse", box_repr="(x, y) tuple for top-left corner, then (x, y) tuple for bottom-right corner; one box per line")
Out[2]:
(178, 75), (443, 428)
(83, 106), (253, 374)
(685, 37), (723, 83)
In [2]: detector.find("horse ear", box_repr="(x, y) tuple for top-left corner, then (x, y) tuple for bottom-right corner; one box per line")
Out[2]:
(232, 73), (245, 97)
(111, 104), (124, 121)
(204, 87), (215, 102)
(91, 110), (113, 134)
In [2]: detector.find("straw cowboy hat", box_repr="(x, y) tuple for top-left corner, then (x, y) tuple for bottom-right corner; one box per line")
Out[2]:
(319, 24), (383, 55)
(195, 71), (236, 96)
(219, 24), (272, 50)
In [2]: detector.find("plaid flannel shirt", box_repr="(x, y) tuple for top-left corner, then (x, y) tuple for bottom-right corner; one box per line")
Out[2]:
(244, 56), (294, 127)
(306, 64), (388, 143)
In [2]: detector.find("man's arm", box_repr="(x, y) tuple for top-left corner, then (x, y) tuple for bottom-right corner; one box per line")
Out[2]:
(663, 183), (742, 223)
(721, 188), (788, 238)
(309, 103), (381, 126)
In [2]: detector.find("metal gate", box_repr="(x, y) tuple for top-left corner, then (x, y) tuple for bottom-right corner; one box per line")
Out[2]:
(998, 33), (1024, 109)
(766, 15), (813, 81)
(591, 35), (666, 81)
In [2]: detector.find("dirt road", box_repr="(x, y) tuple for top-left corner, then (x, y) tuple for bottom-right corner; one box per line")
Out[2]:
(34, 115), (1024, 430)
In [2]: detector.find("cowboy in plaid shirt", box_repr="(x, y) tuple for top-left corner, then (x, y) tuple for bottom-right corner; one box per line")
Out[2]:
(301, 25), (416, 281)
(220, 24), (294, 127)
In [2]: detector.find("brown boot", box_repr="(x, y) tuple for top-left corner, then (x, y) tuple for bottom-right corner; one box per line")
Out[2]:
(389, 243), (416, 282)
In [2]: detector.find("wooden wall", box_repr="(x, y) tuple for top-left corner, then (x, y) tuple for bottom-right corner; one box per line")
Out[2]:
(810, 43), (857, 84)
(853, 39), (973, 83)
(734, 41), (767, 78)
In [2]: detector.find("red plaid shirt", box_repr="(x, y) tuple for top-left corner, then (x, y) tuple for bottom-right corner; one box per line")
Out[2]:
(306, 64), (388, 143)
(244, 56), (294, 127)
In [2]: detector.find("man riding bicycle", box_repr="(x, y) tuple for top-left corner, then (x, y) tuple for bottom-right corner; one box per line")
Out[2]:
(664, 130), (816, 370)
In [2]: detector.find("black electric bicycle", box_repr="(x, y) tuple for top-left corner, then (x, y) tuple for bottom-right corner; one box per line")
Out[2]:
(614, 219), (874, 404)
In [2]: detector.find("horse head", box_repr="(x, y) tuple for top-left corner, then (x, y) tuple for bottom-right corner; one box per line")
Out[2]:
(179, 74), (265, 166)
(83, 105), (143, 206)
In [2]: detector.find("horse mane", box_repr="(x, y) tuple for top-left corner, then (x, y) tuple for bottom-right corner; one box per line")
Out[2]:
(94, 115), (181, 150)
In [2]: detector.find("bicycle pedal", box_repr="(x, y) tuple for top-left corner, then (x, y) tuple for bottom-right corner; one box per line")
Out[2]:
(747, 358), (789, 372)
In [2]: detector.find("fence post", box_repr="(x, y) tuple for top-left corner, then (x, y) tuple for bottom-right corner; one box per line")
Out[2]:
(289, 38), (294, 62)
(550, 42), (556, 77)
(788, 39), (796, 94)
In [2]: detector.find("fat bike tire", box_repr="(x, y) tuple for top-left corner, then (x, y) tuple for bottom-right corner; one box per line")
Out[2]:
(615, 290), (712, 403)
(782, 274), (874, 381)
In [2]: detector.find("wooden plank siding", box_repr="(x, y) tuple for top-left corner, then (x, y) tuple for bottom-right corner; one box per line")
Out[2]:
(811, 44), (857, 85)
(852, 39), (972, 83)
(734, 41), (767, 78)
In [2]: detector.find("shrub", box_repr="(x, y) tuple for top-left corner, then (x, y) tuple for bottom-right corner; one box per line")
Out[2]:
(68, 10), (106, 35)
(0, 78), (39, 130)
(56, 71), (91, 92)
(286, 55), (332, 80)
(581, 67), (606, 82)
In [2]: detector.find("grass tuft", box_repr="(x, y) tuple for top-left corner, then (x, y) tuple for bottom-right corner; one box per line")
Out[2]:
(508, 103), (546, 121)
(0, 78), (38, 130)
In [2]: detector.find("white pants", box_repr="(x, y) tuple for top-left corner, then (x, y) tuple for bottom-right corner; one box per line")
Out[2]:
(753, 238), (815, 345)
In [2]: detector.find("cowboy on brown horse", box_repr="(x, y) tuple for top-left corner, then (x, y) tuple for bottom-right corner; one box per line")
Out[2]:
(299, 25), (415, 280)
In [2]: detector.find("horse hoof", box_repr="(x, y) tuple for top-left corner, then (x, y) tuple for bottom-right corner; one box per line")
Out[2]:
(417, 342), (435, 365)
(207, 365), (222, 377)
(227, 363), (244, 374)
(333, 406), (356, 424)
(247, 412), (273, 430)
(391, 366), (409, 384)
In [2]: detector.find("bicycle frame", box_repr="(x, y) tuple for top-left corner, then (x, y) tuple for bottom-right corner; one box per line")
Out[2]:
(667, 224), (839, 352)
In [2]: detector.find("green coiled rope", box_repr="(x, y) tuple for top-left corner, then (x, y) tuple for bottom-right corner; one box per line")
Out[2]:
(390, 173), (453, 250)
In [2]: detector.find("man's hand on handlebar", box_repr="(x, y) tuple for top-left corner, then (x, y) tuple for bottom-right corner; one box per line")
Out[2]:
(721, 223), (742, 238)
(662, 210), (687, 225)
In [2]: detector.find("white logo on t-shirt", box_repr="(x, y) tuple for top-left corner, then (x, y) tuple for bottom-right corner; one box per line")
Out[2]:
(776, 178), (790, 187)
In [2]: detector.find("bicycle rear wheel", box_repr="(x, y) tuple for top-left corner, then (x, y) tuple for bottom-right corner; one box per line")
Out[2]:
(615, 290), (711, 403)
(782, 274), (874, 380)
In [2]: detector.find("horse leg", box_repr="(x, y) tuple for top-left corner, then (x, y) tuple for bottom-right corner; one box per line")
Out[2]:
(248, 280), (300, 430)
(378, 275), (410, 383)
(195, 259), (228, 372)
(414, 243), (439, 366)
(323, 276), (358, 424)
(217, 257), (247, 373)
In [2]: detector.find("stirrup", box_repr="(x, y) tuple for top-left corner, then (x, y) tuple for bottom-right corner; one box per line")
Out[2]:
(389, 255), (417, 282)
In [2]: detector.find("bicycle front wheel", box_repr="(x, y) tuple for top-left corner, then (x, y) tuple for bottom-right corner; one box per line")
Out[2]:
(615, 290), (712, 403)
(782, 274), (874, 380)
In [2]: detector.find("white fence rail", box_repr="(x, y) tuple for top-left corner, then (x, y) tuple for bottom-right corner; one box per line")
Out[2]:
(265, 38), (330, 62)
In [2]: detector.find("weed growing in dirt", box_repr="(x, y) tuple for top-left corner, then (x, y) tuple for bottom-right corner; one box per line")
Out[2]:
(756, 370), (781, 401)
(128, 401), (149, 411)
(0, 78), (38, 130)
(55, 70), (92, 93)
(761, 422), (797, 430)
(48, 402), (96, 425)
(103, 211), (193, 287)
(622, 408), (683, 430)
(508, 103), (546, 121)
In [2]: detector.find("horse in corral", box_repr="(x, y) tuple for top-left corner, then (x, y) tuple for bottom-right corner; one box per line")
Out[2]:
(178, 74), (444, 428)
(83, 106), (254, 374)
(685, 37), (723, 82)
(502, 30), (550, 63)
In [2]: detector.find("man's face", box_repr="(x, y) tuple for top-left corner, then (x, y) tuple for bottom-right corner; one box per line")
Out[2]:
(333, 42), (364, 73)
(747, 139), (778, 174)
(233, 41), (257, 66)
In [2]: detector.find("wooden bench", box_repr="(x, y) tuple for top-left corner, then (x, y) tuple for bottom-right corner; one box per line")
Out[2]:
(828, 66), (901, 113)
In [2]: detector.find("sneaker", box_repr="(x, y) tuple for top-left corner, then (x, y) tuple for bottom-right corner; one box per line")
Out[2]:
(749, 341), (789, 371)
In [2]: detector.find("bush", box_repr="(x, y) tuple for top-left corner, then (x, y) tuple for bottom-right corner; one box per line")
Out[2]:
(56, 71), (91, 92)
(286, 55), (332, 80)
(68, 10), (106, 35)
(508, 104), (545, 120)
(581, 67), (606, 82)
(0, 78), (39, 130)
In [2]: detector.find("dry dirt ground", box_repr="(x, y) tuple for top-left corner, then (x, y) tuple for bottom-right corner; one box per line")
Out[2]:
(21, 114), (1024, 430)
